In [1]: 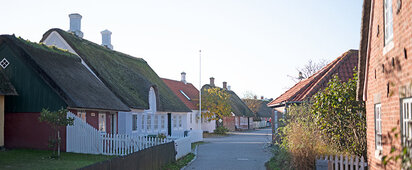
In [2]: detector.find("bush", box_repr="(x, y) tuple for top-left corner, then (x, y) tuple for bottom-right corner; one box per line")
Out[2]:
(266, 145), (292, 170)
(213, 126), (229, 135)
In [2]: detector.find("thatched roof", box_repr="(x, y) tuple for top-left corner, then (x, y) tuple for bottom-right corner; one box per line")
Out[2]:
(256, 100), (272, 118)
(0, 69), (17, 96)
(356, 0), (372, 101)
(41, 29), (190, 112)
(268, 49), (359, 108)
(0, 35), (129, 111)
(202, 84), (254, 117)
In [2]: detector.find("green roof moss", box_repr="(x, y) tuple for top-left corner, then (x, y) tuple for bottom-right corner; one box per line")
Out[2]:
(41, 29), (190, 112)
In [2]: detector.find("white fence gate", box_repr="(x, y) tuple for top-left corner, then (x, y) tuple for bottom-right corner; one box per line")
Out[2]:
(316, 155), (367, 170)
(67, 112), (171, 156)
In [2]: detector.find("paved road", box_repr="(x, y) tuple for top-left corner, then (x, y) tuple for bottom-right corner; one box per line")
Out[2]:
(185, 128), (272, 170)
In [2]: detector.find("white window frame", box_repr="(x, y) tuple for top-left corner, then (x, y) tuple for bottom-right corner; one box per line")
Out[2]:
(190, 113), (193, 124)
(161, 115), (165, 129)
(147, 114), (152, 131)
(141, 115), (145, 131)
(195, 113), (199, 124)
(132, 114), (138, 131)
(179, 115), (182, 128)
(98, 113), (106, 132)
(375, 104), (382, 152)
(384, 0), (394, 47)
(173, 115), (177, 128)
(154, 115), (159, 130)
(77, 110), (86, 122)
(402, 98), (412, 147)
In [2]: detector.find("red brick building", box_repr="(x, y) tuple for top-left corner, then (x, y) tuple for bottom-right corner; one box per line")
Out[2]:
(357, 0), (412, 169)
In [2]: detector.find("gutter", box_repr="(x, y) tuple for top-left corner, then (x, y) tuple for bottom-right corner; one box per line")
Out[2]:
(268, 101), (304, 108)
(363, 0), (375, 101)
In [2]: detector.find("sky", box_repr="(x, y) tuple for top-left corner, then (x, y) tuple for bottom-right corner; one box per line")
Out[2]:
(1, 0), (363, 99)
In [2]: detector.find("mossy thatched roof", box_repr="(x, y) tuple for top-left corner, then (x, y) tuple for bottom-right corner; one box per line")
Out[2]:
(0, 69), (17, 96)
(41, 29), (190, 112)
(0, 35), (129, 111)
(202, 84), (254, 117)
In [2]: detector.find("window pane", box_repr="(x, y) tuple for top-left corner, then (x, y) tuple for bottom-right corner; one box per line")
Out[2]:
(179, 115), (182, 128)
(132, 115), (137, 131)
(142, 115), (145, 130)
(147, 115), (151, 130)
(99, 113), (106, 132)
(154, 115), (158, 130)
(161, 115), (165, 129)
(173, 115), (177, 128)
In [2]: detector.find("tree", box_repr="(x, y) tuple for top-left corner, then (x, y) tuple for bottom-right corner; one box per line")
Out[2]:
(201, 87), (232, 127)
(288, 59), (328, 83)
(242, 92), (261, 118)
(39, 108), (74, 158)
(311, 71), (366, 156)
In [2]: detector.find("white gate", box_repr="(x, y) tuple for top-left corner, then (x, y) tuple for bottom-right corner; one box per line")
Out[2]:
(66, 112), (100, 154)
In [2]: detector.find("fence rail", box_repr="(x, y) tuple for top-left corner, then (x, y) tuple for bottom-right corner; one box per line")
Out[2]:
(67, 112), (173, 156)
(316, 155), (367, 170)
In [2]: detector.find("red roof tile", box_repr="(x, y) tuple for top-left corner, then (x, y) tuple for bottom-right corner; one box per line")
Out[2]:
(267, 49), (359, 107)
(162, 78), (200, 110)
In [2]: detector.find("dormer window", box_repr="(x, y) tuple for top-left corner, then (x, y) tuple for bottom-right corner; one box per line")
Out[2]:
(180, 90), (191, 101)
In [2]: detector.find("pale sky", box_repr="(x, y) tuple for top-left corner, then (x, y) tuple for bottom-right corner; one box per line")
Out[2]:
(1, 0), (362, 99)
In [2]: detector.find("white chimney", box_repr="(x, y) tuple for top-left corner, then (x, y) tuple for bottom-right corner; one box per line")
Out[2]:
(181, 72), (186, 84)
(101, 29), (113, 50)
(68, 13), (83, 38)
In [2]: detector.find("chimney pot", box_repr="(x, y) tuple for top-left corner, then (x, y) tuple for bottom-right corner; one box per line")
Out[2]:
(223, 81), (227, 90)
(261, 96), (264, 100)
(181, 72), (186, 84)
(227, 85), (231, 90)
(101, 29), (113, 50)
(209, 77), (215, 86)
(68, 13), (83, 38)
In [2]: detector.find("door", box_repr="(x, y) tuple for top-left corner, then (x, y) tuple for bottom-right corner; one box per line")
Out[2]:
(167, 113), (172, 136)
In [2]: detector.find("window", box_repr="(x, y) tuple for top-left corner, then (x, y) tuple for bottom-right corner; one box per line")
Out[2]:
(190, 113), (193, 124)
(147, 115), (151, 131)
(77, 111), (86, 122)
(0, 58), (9, 69)
(98, 113), (106, 132)
(173, 115), (177, 128)
(180, 90), (191, 101)
(384, 0), (393, 46)
(161, 115), (165, 129)
(195, 113), (199, 124)
(375, 104), (382, 151)
(154, 115), (159, 130)
(402, 98), (412, 146)
(179, 115), (182, 128)
(141, 115), (145, 131)
(132, 114), (137, 131)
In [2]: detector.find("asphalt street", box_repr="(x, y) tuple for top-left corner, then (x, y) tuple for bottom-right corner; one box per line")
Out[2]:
(185, 127), (272, 170)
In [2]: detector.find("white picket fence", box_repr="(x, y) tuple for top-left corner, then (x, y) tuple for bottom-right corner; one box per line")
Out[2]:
(66, 112), (171, 156)
(316, 155), (367, 170)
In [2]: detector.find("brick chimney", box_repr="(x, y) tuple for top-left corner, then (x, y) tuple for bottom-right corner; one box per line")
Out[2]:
(209, 77), (215, 86)
(261, 96), (264, 100)
(223, 81), (227, 90)
(68, 13), (83, 38)
(101, 29), (113, 50)
(181, 72), (186, 84)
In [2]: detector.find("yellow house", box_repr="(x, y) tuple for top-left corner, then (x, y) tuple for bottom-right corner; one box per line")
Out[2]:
(0, 69), (17, 148)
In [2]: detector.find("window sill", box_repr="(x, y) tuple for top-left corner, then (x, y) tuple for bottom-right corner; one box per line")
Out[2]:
(383, 41), (394, 55)
(375, 149), (382, 160)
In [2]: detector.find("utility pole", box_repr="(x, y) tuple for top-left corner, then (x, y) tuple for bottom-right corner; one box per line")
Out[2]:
(199, 50), (202, 120)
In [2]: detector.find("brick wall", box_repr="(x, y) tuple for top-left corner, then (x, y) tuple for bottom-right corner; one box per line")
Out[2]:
(223, 116), (235, 131)
(365, 0), (412, 169)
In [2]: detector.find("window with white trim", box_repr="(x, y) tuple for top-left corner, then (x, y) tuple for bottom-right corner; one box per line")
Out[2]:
(195, 113), (199, 124)
(384, 0), (393, 46)
(161, 115), (165, 129)
(375, 104), (382, 151)
(154, 115), (158, 130)
(141, 115), (145, 131)
(147, 115), (152, 131)
(190, 113), (193, 124)
(179, 115), (182, 128)
(77, 111), (86, 122)
(132, 114), (137, 131)
(173, 115), (177, 128)
(98, 113), (106, 132)
(402, 98), (412, 147)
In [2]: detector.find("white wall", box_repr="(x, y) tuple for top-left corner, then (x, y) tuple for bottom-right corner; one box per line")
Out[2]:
(201, 118), (216, 133)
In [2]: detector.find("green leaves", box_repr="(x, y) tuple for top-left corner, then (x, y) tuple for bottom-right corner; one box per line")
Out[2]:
(201, 87), (232, 120)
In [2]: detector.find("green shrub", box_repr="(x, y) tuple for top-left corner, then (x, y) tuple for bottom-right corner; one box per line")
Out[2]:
(213, 126), (229, 135)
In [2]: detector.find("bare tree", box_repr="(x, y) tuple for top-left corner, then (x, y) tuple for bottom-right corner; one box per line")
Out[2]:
(242, 91), (261, 114)
(288, 59), (328, 83)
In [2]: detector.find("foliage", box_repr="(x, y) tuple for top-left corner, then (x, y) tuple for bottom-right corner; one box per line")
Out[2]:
(265, 145), (292, 170)
(162, 153), (195, 170)
(278, 104), (339, 169)
(242, 98), (261, 115)
(311, 71), (366, 156)
(381, 127), (412, 169)
(213, 126), (229, 135)
(201, 87), (232, 121)
(0, 149), (113, 170)
(38, 108), (74, 158)
(157, 133), (167, 139)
